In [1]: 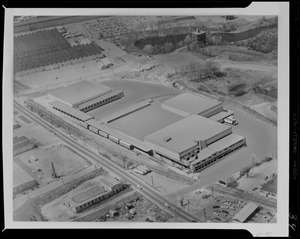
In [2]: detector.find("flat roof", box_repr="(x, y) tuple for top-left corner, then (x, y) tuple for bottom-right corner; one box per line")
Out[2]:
(99, 176), (119, 188)
(48, 80), (112, 106)
(144, 114), (231, 154)
(162, 92), (222, 116)
(13, 163), (34, 188)
(101, 99), (152, 123)
(208, 110), (233, 122)
(207, 133), (245, 151)
(260, 175), (277, 194)
(13, 136), (27, 145)
(190, 147), (216, 165)
(71, 185), (107, 204)
(77, 89), (123, 110)
(50, 100), (93, 121)
(233, 202), (258, 222)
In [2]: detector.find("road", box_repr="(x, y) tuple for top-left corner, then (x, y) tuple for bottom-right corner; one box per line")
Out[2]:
(14, 101), (199, 222)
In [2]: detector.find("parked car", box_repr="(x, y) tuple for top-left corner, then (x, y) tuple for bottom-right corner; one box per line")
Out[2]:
(137, 185), (142, 190)
(213, 205), (220, 208)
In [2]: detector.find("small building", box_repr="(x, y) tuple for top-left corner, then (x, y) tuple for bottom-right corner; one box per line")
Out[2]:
(260, 175), (277, 199)
(233, 202), (259, 223)
(192, 29), (206, 44)
(13, 163), (37, 194)
(65, 176), (124, 213)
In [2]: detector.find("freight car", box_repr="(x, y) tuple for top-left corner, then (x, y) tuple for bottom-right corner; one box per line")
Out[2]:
(119, 140), (133, 150)
(98, 130), (108, 138)
(108, 134), (120, 144)
(88, 125), (99, 134)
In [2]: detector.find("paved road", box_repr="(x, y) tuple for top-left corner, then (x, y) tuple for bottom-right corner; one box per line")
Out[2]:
(14, 101), (199, 222)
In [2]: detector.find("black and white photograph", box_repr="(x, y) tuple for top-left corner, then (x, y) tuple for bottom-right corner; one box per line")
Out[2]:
(3, 2), (291, 236)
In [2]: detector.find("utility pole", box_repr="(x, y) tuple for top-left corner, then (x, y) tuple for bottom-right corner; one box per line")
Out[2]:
(203, 208), (207, 221)
(211, 186), (214, 198)
(26, 191), (30, 200)
(61, 176), (64, 185)
(187, 199), (190, 212)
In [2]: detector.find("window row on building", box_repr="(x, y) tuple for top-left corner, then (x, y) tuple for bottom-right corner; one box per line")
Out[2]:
(191, 140), (246, 172)
(79, 92), (124, 113)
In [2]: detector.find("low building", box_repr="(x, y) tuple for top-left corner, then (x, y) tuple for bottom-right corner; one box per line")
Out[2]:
(233, 202), (259, 223)
(192, 29), (206, 44)
(260, 175), (277, 199)
(13, 136), (36, 156)
(65, 176), (124, 213)
(13, 163), (37, 194)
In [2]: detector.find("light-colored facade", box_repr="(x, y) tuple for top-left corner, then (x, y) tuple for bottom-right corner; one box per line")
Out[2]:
(65, 176), (124, 213)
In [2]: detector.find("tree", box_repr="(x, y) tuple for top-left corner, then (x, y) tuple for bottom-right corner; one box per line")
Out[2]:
(204, 61), (221, 75)
(226, 177), (239, 188)
(163, 42), (174, 53)
(143, 44), (154, 54)
(240, 165), (251, 178)
(184, 34), (193, 45)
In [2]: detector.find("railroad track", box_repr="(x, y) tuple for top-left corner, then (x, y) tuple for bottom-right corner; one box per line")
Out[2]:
(15, 101), (199, 222)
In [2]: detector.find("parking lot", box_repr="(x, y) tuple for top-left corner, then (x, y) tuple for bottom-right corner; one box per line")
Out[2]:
(205, 195), (246, 222)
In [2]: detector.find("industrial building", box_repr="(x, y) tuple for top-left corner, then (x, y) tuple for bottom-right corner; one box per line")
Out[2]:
(144, 114), (246, 172)
(233, 202), (259, 223)
(64, 176), (124, 213)
(260, 175), (277, 199)
(13, 163), (37, 194)
(161, 92), (223, 117)
(47, 82), (245, 173)
(48, 80), (124, 112)
(192, 29), (206, 44)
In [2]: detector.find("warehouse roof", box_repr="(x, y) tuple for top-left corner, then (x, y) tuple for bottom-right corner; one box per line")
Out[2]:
(101, 99), (152, 123)
(50, 100), (93, 122)
(13, 163), (35, 188)
(144, 114), (231, 154)
(207, 133), (245, 151)
(260, 175), (277, 195)
(233, 202), (258, 222)
(48, 80), (112, 106)
(162, 92), (222, 116)
(99, 176), (120, 189)
(77, 89), (123, 110)
(71, 185), (107, 204)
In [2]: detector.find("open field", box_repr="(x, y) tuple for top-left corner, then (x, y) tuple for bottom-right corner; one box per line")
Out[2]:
(18, 144), (92, 184)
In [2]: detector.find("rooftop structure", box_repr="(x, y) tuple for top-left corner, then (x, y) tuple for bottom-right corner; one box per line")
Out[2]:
(233, 202), (259, 223)
(48, 80), (112, 108)
(144, 114), (231, 155)
(161, 92), (222, 117)
(207, 133), (245, 152)
(101, 99), (152, 123)
(50, 100), (94, 122)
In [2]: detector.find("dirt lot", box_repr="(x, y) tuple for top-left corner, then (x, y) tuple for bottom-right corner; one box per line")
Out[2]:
(18, 144), (92, 184)
(237, 158), (277, 192)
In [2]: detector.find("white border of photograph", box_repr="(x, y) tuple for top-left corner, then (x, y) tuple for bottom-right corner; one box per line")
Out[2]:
(3, 2), (289, 237)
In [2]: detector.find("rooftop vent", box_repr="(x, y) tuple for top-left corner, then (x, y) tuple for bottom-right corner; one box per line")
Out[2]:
(163, 136), (172, 142)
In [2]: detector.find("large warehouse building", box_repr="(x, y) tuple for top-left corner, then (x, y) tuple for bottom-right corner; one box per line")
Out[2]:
(46, 81), (245, 173)
(144, 114), (246, 172)
(48, 80), (124, 113)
